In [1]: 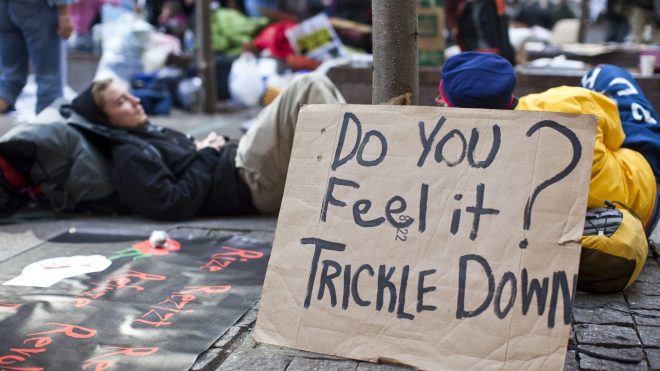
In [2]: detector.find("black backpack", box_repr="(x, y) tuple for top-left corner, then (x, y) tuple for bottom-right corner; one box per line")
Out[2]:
(0, 99), (120, 213)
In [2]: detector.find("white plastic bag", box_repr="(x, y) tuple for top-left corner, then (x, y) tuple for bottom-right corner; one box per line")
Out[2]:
(95, 5), (154, 82)
(228, 52), (265, 107)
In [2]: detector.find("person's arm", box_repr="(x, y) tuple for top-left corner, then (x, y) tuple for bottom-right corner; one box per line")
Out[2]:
(57, 5), (73, 39)
(110, 144), (218, 220)
(52, 0), (75, 39)
(195, 131), (226, 151)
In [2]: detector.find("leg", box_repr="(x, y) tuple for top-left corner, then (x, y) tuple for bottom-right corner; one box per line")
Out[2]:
(15, 1), (63, 113)
(236, 73), (346, 213)
(0, 0), (29, 112)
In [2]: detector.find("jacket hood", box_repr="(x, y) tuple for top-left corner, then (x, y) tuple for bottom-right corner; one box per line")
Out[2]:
(516, 86), (625, 151)
(71, 83), (114, 127)
(580, 64), (660, 176)
(517, 85), (657, 227)
(581, 64), (659, 126)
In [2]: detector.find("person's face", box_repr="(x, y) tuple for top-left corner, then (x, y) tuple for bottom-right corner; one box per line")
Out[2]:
(101, 82), (148, 129)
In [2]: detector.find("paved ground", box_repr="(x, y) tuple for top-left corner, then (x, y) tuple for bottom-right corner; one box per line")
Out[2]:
(1, 107), (659, 370)
(1, 210), (658, 371)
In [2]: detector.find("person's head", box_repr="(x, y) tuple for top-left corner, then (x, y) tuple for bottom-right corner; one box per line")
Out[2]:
(438, 51), (517, 109)
(72, 78), (149, 129)
(90, 79), (148, 129)
(161, 0), (184, 17)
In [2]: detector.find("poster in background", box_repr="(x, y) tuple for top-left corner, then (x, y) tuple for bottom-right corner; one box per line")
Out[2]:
(255, 104), (596, 369)
(418, 0), (446, 66)
(0, 232), (270, 370)
(285, 13), (346, 61)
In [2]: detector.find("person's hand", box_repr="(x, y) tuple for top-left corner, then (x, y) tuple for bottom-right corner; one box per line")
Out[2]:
(196, 132), (226, 151)
(57, 6), (73, 39)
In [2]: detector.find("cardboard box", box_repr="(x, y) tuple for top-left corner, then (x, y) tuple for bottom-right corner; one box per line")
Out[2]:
(418, 0), (446, 66)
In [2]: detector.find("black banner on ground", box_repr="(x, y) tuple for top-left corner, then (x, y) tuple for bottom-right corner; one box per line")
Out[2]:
(0, 232), (271, 370)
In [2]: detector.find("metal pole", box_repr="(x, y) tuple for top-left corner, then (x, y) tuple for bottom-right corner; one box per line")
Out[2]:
(371, 0), (419, 105)
(196, 0), (217, 113)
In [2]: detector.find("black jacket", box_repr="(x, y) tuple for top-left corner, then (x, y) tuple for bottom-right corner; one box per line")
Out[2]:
(68, 87), (255, 220)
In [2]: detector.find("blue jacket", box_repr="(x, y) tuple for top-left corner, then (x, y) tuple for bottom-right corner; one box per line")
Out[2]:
(581, 64), (660, 177)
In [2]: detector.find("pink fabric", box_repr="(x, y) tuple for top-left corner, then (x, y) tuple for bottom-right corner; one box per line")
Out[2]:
(70, 0), (121, 34)
(70, 0), (101, 34)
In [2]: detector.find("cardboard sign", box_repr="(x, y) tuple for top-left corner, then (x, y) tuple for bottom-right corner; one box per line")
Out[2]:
(255, 105), (596, 369)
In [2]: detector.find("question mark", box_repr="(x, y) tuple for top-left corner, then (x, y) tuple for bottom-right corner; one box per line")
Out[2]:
(519, 120), (582, 249)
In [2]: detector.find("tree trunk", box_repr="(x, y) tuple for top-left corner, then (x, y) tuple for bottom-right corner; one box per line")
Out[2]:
(372, 0), (419, 105)
(578, 0), (590, 43)
(196, 0), (217, 113)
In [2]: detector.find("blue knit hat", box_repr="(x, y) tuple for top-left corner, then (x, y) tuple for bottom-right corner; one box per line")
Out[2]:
(439, 52), (517, 109)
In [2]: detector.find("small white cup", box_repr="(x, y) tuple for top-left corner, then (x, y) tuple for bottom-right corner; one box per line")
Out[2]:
(639, 55), (656, 76)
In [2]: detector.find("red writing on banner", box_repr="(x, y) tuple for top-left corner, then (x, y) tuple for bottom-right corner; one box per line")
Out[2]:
(133, 292), (197, 328)
(82, 346), (159, 371)
(200, 246), (264, 272)
(0, 322), (96, 371)
(133, 285), (232, 327)
(74, 270), (167, 308)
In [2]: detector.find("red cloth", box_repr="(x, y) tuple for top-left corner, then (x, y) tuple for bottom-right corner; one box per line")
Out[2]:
(253, 21), (297, 59)
(0, 155), (26, 189)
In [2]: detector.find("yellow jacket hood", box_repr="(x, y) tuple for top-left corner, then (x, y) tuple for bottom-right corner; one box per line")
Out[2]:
(517, 86), (656, 226)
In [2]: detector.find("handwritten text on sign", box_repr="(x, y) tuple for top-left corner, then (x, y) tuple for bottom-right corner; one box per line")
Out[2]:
(256, 105), (596, 370)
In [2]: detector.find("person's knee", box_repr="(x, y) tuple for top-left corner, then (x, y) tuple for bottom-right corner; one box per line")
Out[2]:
(291, 73), (336, 90)
(290, 73), (321, 90)
(287, 73), (342, 104)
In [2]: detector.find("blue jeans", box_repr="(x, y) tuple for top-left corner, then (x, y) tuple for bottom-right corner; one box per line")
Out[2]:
(0, 0), (65, 113)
